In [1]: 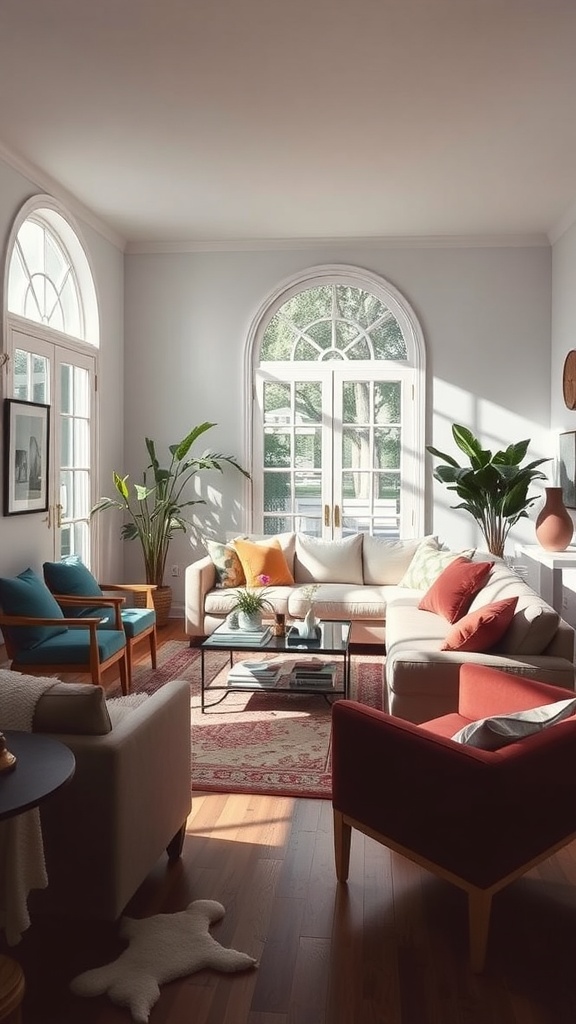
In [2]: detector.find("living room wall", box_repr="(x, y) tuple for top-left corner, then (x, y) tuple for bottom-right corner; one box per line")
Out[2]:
(0, 155), (125, 583)
(124, 242), (552, 612)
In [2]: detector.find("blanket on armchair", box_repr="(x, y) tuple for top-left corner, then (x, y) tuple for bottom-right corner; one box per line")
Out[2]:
(0, 669), (60, 944)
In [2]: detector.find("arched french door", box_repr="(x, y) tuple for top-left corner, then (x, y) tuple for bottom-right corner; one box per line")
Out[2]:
(4, 198), (99, 566)
(249, 266), (426, 539)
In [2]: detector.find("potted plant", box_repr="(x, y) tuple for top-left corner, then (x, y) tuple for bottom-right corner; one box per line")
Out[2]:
(427, 424), (549, 558)
(232, 574), (274, 631)
(91, 422), (249, 625)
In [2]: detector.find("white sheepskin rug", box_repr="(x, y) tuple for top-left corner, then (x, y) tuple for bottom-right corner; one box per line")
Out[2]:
(70, 899), (257, 1022)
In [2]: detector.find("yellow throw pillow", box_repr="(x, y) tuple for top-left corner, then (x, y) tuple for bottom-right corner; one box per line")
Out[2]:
(234, 538), (295, 587)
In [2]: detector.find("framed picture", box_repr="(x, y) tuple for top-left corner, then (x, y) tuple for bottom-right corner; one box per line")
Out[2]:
(3, 399), (50, 515)
(559, 430), (576, 509)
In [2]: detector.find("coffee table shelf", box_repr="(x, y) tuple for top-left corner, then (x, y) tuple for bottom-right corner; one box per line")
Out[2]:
(200, 619), (352, 711)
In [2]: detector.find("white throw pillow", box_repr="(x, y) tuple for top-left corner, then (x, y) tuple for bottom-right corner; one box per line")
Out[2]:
(294, 533), (363, 584)
(399, 540), (475, 590)
(451, 697), (576, 751)
(362, 535), (438, 586)
(106, 693), (149, 727)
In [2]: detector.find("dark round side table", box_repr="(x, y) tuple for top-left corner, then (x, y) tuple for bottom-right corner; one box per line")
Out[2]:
(0, 731), (75, 1024)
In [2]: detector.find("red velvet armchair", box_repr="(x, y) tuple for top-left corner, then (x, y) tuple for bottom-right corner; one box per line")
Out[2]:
(332, 664), (576, 971)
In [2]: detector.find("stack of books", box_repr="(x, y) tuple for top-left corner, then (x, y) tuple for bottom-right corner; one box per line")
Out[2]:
(227, 659), (283, 688)
(289, 660), (338, 688)
(214, 623), (272, 646)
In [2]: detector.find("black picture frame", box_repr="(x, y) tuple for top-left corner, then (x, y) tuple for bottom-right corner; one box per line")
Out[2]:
(3, 399), (50, 516)
(559, 430), (576, 509)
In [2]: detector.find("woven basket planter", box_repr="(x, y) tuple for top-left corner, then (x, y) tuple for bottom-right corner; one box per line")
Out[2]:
(133, 584), (172, 628)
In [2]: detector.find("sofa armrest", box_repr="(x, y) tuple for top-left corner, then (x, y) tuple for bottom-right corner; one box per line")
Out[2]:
(35, 679), (192, 920)
(185, 556), (216, 638)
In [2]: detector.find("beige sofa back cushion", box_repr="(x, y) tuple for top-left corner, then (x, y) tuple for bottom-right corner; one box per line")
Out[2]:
(362, 535), (437, 585)
(33, 681), (112, 735)
(294, 533), (363, 584)
(467, 563), (560, 655)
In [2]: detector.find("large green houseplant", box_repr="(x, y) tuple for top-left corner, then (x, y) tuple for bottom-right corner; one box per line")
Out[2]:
(91, 422), (249, 622)
(427, 424), (549, 558)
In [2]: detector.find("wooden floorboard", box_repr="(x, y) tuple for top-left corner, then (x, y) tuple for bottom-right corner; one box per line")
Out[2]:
(4, 620), (576, 1023)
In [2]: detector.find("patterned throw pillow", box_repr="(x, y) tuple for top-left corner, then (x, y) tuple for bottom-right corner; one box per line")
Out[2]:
(399, 541), (475, 590)
(204, 539), (245, 589)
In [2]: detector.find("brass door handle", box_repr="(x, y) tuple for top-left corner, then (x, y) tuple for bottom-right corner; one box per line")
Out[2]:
(43, 506), (52, 529)
(334, 505), (341, 528)
(56, 503), (63, 528)
(324, 504), (330, 527)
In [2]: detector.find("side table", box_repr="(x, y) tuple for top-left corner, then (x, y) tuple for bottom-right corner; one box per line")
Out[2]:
(516, 544), (576, 614)
(0, 732), (75, 1024)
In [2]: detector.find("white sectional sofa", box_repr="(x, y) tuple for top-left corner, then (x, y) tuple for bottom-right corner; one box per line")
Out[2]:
(185, 532), (576, 721)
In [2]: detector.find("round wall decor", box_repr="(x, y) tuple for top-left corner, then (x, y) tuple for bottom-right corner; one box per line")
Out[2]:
(563, 350), (576, 409)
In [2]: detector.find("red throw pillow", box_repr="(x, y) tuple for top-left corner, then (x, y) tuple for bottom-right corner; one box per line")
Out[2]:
(418, 557), (494, 623)
(441, 597), (518, 653)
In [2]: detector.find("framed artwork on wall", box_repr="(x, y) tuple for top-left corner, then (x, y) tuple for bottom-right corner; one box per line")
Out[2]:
(3, 399), (50, 515)
(559, 430), (576, 509)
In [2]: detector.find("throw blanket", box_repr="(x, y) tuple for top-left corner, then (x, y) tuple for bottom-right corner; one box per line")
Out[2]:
(0, 669), (60, 945)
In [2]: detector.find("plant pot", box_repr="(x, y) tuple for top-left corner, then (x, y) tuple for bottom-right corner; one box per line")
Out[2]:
(238, 610), (263, 632)
(134, 585), (172, 627)
(535, 487), (574, 552)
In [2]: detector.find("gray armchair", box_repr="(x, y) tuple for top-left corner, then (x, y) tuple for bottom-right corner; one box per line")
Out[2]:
(29, 678), (191, 921)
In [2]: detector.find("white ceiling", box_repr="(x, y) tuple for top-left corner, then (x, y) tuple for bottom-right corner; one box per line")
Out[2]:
(0, 0), (575, 247)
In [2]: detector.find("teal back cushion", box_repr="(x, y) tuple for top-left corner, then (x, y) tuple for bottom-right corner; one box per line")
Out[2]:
(43, 557), (103, 598)
(0, 567), (67, 649)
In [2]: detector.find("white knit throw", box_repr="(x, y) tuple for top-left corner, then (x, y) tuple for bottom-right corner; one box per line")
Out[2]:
(0, 669), (61, 945)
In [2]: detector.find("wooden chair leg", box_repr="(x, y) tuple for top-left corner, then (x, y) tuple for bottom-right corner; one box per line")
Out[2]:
(468, 887), (493, 972)
(119, 651), (130, 695)
(125, 641), (133, 692)
(333, 809), (352, 882)
(149, 627), (157, 669)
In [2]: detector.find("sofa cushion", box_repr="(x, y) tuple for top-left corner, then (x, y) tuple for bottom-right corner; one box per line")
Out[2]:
(451, 697), (576, 750)
(294, 534), (363, 585)
(467, 563), (560, 655)
(399, 541), (475, 590)
(288, 583), (388, 621)
(33, 680), (112, 735)
(441, 597), (518, 653)
(0, 567), (68, 649)
(204, 539), (246, 588)
(234, 537), (294, 586)
(418, 557), (494, 623)
(362, 535), (438, 585)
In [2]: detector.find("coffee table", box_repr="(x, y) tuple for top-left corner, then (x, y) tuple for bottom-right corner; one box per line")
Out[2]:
(200, 619), (352, 711)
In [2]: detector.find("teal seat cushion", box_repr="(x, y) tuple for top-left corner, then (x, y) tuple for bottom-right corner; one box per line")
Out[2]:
(0, 567), (68, 649)
(79, 607), (156, 637)
(11, 627), (126, 666)
(43, 557), (103, 617)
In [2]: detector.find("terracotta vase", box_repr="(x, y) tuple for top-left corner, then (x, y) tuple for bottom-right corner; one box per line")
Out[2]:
(535, 487), (574, 551)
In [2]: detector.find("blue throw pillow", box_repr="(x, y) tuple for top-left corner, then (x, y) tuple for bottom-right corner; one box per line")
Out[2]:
(43, 556), (104, 619)
(0, 567), (68, 649)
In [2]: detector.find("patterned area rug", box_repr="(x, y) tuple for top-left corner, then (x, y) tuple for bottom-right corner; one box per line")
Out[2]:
(123, 641), (384, 799)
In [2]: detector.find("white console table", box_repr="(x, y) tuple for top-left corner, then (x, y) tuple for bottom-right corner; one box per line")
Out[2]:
(516, 544), (576, 613)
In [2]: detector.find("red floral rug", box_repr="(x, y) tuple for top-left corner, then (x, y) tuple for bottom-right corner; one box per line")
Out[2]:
(125, 641), (384, 799)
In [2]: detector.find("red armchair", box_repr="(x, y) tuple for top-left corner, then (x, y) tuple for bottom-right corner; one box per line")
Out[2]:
(332, 664), (576, 971)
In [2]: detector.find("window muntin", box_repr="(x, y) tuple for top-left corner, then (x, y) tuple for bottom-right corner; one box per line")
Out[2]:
(8, 217), (83, 339)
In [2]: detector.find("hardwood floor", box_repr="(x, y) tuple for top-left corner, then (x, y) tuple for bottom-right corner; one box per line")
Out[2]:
(6, 621), (576, 1023)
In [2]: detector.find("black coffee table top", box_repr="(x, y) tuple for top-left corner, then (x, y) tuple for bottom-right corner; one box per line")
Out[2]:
(0, 731), (75, 821)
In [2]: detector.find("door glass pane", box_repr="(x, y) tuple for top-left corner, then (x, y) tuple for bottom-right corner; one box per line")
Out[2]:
(264, 429), (290, 467)
(14, 349), (50, 403)
(59, 363), (91, 565)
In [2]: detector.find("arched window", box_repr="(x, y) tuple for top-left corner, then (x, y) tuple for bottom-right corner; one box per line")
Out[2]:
(4, 196), (99, 566)
(248, 265), (425, 539)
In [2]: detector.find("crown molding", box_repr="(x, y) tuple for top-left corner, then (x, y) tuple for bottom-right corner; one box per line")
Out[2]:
(0, 141), (126, 252)
(125, 232), (549, 254)
(548, 200), (576, 246)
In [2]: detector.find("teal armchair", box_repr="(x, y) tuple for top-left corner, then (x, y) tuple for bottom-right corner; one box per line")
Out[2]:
(43, 558), (157, 689)
(0, 568), (129, 692)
